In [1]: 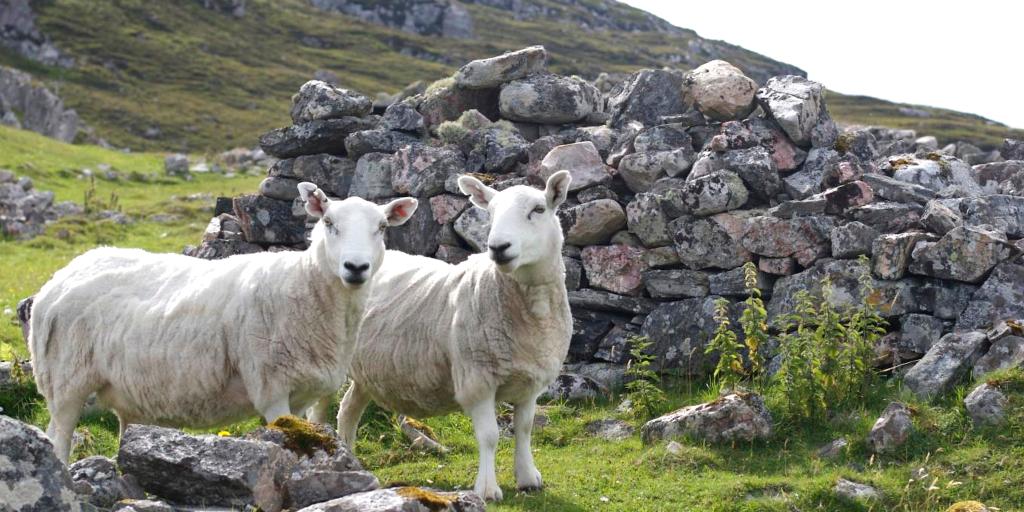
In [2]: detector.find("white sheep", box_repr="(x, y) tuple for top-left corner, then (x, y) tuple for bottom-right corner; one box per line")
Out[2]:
(28, 182), (417, 462)
(338, 171), (574, 501)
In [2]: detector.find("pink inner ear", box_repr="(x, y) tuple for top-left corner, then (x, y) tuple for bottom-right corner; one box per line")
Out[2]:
(394, 204), (406, 218)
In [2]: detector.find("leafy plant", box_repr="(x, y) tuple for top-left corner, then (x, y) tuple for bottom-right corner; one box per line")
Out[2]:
(706, 297), (744, 391)
(739, 263), (769, 386)
(623, 335), (667, 421)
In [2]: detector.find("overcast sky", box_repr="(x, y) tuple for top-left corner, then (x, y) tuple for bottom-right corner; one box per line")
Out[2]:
(621, 0), (1023, 129)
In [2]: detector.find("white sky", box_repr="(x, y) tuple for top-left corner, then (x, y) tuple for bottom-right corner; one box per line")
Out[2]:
(621, 0), (1024, 129)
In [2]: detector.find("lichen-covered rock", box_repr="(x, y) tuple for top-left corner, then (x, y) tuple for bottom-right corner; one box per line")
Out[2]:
(872, 232), (936, 280)
(903, 331), (989, 399)
(69, 456), (144, 509)
(268, 154), (356, 198)
(964, 383), (1007, 427)
(899, 314), (945, 355)
(350, 153), (395, 199)
(958, 262), (1024, 330)
(921, 199), (962, 235)
(709, 265), (772, 297)
(972, 336), (1024, 378)
(499, 73), (600, 124)
(284, 471), (379, 510)
(607, 69), (686, 128)
(295, 487), (485, 512)
(741, 215), (834, 259)
(0, 414), (80, 512)
(846, 201), (923, 233)
(582, 244), (648, 296)
(290, 80), (372, 123)
(686, 60), (757, 121)
(908, 226), (1015, 283)
(386, 200), (442, 256)
(625, 193), (671, 247)
(344, 129), (421, 161)
(862, 173), (936, 204)
(259, 117), (376, 159)
(957, 194), (1024, 238)
(453, 206), (490, 252)
(164, 153), (189, 176)
(454, 45), (547, 89)
(834, 479), (880, 502)
(584, 419), (634, 441)
(643, 269), (709, 299)
(538, 141), (613, 191)
(541, 373), (605, 401)
(830, 221), (879, 258)
(781, 148), (838, 199)
(460, 124), (528, 173)
(640, 296), (729, 373)
(563, 199), (627, 246)
(888, 155), (986, 198)
(661, 170), (748, 217)
(617, 150), (695, 192)
(381, 101), (424, 133)
(417, 82), (499, 131)
(756, 75), (835, 148)
(689, 146), (781, 201)
(260, 176), (302, 201)
(671, 211), (753, 270)
(641, 392), (773, 444)
(634, 123), (692, 153)
(391, 144), (465, 197)
(867, 402), (912, 453)
(233, 194), (308, 245)
(117, 424), (295, 511)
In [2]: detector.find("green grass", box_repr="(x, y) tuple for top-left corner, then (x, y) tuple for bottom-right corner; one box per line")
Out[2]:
(3, 368), (1021, 511)
(0, 125), (263, 361)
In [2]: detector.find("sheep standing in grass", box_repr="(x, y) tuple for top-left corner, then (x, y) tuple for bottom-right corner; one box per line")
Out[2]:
(338, 171), (574, 501)
(28, 182), (417, 462)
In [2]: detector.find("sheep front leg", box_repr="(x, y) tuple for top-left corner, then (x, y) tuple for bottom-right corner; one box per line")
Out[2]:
(260, 397), (292, 424)
(467, 395), (503, 501)
(513, 394), (543, 490)
(306, 396), (332, 425)
(337, 382), (371, 449)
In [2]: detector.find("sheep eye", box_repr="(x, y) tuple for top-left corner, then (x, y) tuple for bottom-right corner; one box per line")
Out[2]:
(529, 206), (545, 218)
(323, 218), (333, 227)
(378, 222), (387, 233)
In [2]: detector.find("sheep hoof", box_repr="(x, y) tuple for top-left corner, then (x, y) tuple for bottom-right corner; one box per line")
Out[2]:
(475, 483), (503, 502)
(516, 468), (543, 491)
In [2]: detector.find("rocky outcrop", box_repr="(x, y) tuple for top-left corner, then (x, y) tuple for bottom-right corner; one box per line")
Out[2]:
(0, 171), (82, 240)
(641, 392), (773, 444)
(0, 0), (74, 67)
(309, 0), (474, 39)
(0, 66), (81, 142)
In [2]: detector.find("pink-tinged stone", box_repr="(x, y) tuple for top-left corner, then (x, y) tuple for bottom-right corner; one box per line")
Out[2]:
(758, 256), (796, 276)
(429, 194), (469, 225)
(822, 180), (874, 214)
(582, 244), (649, 296)
(768, 129), (806, 172)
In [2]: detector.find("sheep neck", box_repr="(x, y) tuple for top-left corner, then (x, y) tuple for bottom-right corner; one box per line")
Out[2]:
(298, 236), (368, 344)
(499, 249), (568, 318)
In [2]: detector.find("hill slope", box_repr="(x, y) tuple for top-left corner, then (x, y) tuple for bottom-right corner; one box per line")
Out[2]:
(1, 0), (1019, 151)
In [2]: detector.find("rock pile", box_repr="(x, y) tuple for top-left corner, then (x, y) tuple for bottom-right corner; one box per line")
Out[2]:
(190, 45), (1024, 397)
(0, 413), (484, 512)
(0, 65), (81, 142)
(0, 170), (82, 239)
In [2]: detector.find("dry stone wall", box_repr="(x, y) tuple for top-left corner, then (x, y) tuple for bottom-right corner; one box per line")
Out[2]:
(188, 45), (1024, 387)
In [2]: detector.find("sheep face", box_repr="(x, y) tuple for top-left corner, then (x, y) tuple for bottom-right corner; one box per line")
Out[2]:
(298, 182), (417, 287)
(458, 171), (571, 272)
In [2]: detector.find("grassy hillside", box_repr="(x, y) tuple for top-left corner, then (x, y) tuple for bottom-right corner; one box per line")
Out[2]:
(9, 0), (1013, 154)
(827, 91), (1024, 150)
(0, 125), (262, 361)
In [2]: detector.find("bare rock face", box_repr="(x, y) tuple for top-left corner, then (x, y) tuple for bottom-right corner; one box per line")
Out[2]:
(958, 262), (1024, 330)
(908, 226), (1015, 283)
(0, 66), (80, 141)
(0, 415), (81, 512)
(455, 45), (547, 89)
(964, 383), (1007, 427)
(309, 0), (474, 39)
(867, 402), (913, 453)
(640, 393), (773, 444)
(69, 456), (145, 509)
(903, 331), (990, 399)
(607, 69), (687, 128)
(0, 2), (73, 67)
(686, 60), (757, 121)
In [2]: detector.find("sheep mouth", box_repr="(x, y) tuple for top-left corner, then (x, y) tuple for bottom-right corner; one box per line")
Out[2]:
(490, 254), (516, 266)
(342, 276), (367, 287)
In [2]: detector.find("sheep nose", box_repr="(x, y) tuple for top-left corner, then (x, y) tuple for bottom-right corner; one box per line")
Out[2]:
(488, 242), (511, 255)
(343, 261), (370, 274)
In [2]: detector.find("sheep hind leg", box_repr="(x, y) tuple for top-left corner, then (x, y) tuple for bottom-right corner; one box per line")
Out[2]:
(467, 395), (503, 501)
(513, 394), (543, 491)
(259, 397), (292, 425)
(306, 396), (332, 425)
(45, 392), (90, 463)
(337, 382), (371, 450)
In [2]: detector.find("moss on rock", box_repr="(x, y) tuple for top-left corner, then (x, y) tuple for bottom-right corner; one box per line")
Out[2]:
(267, 415), (336, 457)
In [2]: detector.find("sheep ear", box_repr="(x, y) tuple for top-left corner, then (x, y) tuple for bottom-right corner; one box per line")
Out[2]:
(457, 175), (497, 209)
(382, 197), (418, 227)
(545, 170), (572, 209)
(297, 182), (329, 218)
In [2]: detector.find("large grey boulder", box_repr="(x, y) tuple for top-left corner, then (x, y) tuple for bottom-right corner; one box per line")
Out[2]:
(661, 170), (748, 217)
(625, 193), (671, 247)
(867, 402), (912, 453)
(686, 60), (757, 121)
(670, 212), (752, 270)
(740, 215), (834, 260)
(964, 383), (1007, 427)
(639, 296), (729, 373)
(259, 117), (376, 159)
(872, 232), (935, 280)
(381, 101), (424, 133)
(164, 153), (189, 176)
(386, 200), (442, 256)
(607, 69), (686, 128)
(903, 331), (990, 399)
(831, 221), (879, 258)
(780, 147), (838, 199)
(0, 415), (80, 512)
(888, 155), (985, 197)
(460, 124), (528, 173)
(290, 80), (372, 123)
(756, 75), (836, 148)
(284, 471), (379, 510)
(391, 145), (465, 197)
(908, 226), (1015, 283)
(958, 262), (1024, 330)
(293, 487), (485, 512)
(233, 194), (308, 245)
(568, 289), (657, 316)
(899, 314), (945, 355)
(618, 149), (696, 192)
(862, 173), (936, 204)
(498, 73), (599, 124)
(344, 129), (421, 161)
(537, 141), (613, 191)
(117, 425), (295, 511)
(689, 146), (781, 201)
(454, 45), (547, 89)
(69, 456), (144, 509)
(582, 244), (648, 296)
(957, 195), (1024, 238)
(835, 479), (881, 502)
(562, 199), (626, 246)
(641, 393), (773, 444)
(846, 201), (923, 233)
(350, 153), (395, 199)
(921, 200), (962, 235)
(972, 336), (1024, 378)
